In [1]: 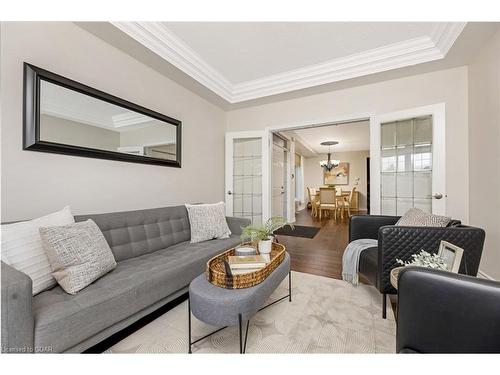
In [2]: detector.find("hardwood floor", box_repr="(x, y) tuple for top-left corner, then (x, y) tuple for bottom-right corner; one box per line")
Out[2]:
(276, 208), (398, 316)
(275, 208), (366, 279)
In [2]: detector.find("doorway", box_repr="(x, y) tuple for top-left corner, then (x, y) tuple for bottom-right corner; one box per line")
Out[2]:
(272, 119), (370, 223)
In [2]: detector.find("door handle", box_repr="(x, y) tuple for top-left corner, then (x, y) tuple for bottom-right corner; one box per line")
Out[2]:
(433, 193), (444, 200)
(227, 190), (232, 195)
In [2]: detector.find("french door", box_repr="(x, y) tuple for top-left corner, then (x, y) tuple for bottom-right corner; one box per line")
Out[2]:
(225, 132), (268, 224)
(371, 104), (446, 215)
(271, 137), (288, 218)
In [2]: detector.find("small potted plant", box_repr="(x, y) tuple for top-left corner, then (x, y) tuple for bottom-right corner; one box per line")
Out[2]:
(396, 250), (448, 270)
(240, 217), (294, 254)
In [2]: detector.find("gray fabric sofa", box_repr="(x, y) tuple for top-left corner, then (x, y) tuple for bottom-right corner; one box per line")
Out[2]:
(1, 205), (250, 353)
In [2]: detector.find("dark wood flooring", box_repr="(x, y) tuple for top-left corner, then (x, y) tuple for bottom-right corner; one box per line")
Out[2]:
(275, 208), (365, 279)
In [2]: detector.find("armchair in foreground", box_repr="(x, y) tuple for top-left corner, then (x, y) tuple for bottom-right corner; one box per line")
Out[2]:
(396, 268), (500, 353)
(349, 214), (485, 318)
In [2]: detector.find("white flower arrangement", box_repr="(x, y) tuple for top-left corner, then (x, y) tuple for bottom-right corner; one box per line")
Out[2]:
(396, 250), (447, 270)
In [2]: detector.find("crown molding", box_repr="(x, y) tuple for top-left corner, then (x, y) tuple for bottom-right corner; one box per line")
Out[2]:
(112, 22), (233, 101)
(111, 22), (466, 104)
(112, 112), (152, 128)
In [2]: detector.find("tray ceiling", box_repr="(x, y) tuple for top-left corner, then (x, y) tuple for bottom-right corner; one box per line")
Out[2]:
(112, 22), (466, 103)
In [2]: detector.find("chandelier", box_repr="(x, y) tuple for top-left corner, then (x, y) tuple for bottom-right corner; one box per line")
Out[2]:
(319, 141), (339, 172)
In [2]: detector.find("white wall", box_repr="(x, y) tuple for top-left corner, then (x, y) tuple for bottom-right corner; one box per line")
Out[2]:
(468, 28), (500, 280)
(303, 150), (370, 210)
(227, 67), (469, 222)
(0, 22), (226, 221)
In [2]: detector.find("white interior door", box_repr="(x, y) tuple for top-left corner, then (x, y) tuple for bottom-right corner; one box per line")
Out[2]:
(288, 139), (296, 222)
(272, 143), (287, 218)
(370, 103), (446, 215)
(225, 131), (268, 224)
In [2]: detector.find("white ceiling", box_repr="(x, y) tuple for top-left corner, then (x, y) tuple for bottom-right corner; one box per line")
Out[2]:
(111, 21), (466, 103)
(282, 120), (370, 155)
(164, 22), (441, 84)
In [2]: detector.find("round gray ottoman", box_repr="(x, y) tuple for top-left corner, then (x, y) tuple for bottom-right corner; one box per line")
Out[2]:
(188, 252), (291, 353)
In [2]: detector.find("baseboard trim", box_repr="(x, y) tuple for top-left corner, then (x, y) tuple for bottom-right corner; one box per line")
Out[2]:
(477, 269), (496, 281)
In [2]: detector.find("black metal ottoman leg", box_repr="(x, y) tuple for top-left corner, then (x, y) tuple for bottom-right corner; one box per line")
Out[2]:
(289, 270), (292, 302)
(243, 320), (249, 353)
(188, 296), (192, 354)
(238, 313), (243, 354)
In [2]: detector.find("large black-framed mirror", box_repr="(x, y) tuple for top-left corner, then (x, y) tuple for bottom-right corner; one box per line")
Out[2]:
(23, 63), (182, 168)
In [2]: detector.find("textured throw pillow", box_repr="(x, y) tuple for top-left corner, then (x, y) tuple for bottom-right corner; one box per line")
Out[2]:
(185, 202), (232, 243)
(39, 219), (117, 295)
(396, 208), (451, 227)
(1, 206), (75, 295)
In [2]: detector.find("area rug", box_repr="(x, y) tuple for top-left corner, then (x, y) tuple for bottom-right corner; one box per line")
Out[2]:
(105, 271), (396, 353)
(274, 225), (321, 239)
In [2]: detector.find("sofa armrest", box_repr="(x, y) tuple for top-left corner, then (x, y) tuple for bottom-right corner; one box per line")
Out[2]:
(397, 268), (500, 353)
(1, 261), (34, 353)
(226, 217), (251, 236)
(349, 215), (400, 242)
(378, 225), (485, 294)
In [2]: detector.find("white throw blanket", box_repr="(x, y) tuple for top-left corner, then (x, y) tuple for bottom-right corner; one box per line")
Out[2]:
(342, 239), (378, 285)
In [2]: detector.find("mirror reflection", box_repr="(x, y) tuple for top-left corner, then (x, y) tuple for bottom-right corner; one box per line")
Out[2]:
(39, 80), (177, 161)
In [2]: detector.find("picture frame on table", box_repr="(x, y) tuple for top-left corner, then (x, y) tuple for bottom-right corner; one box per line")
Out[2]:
(438, 240), (464, 273)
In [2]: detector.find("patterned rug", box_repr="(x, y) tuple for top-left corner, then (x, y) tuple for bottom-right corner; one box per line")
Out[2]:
(106, 271), (396, 353)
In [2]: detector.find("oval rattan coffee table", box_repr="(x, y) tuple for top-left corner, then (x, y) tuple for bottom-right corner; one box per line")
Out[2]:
(188, 251), (291, 354)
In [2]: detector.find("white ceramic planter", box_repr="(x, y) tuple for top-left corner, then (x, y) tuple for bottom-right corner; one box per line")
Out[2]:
(258, 238), (273, 254)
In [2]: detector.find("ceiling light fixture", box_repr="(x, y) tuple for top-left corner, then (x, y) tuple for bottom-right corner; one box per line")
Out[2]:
(320, 141), (339, 172)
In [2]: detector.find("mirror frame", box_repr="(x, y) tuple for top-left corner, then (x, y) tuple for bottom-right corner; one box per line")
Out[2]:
(23, 63), (182, 168)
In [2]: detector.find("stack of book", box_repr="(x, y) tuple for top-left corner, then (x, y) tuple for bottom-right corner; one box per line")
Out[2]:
(227, 255), (269, 275)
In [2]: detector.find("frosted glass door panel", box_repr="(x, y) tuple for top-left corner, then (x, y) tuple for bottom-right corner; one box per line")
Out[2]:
(233, 138), (262, 224)
(381, 198), (396, 215)
(380, 116), (433, 215)
(414, 171), (432, 198)
(381, 149), (397, 172)
(381, 173), (396, 197)
(396, 198), (414, 215)
(397, 172), (413, 198)
(381, 122), (396, 148)
(414, 145), (432, 171)
(414, 116), (432, 145)
(397, 120), (414, 146)
(397, 146), (413, 172)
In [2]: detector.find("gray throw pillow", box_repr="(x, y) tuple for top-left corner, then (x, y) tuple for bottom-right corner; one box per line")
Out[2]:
(396, 208), (451, 227)
(185, 202), (232, 243)
(39, 219), (117, 294)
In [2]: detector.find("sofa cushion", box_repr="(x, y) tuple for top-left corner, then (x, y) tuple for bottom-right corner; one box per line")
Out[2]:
(32, 235), (241, 352)
(396, 208), (451, 227)
(1, 206), (74, 295)
(39, 220), (117, 295)
(185, 202), (231, 243)
(75, 206), (191, 262)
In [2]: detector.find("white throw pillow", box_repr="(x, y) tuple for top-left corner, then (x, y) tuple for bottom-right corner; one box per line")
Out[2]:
(39, 219), (117, 295)
(185, 202), (232, 243)
(396, 208), (451, 227)
(1, 206), (75, 295)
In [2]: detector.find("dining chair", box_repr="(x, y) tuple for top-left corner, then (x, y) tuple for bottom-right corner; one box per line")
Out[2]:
(338, 187), (356, 218)
(307, 187), (319, 217)
(318, 187), (337, 220)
